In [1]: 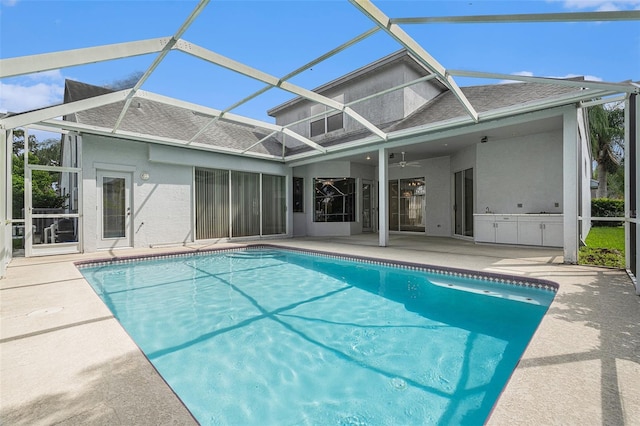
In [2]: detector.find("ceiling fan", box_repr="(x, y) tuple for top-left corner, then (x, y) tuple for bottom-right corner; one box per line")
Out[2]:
(390, 152), (421, 168)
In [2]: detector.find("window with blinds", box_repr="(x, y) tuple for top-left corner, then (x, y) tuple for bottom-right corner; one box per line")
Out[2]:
(195, 168), (286, 240)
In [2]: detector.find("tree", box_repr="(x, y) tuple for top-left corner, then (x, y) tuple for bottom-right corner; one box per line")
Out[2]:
(588, 103), (624, 198)
(11, 132), (68, 219)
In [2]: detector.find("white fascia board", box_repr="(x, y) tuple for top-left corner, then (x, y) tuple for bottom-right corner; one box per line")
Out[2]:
(36, 118), (283, 161)
(449, 69), (640, 93)
(286, 96), (599, 167)
(174, 40), (386, 140)
(349, 0), (479, 122)
(392, 11), (640, 24)
(0, 38), (170, 78)
(580, 95), (627, 108)
(0, 89), (131, 130)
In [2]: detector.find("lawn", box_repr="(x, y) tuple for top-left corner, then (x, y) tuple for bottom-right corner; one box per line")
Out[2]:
(579, 226), (625, 268)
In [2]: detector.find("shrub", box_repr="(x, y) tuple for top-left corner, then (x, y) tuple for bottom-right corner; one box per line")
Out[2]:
(591, 198), (624, 227)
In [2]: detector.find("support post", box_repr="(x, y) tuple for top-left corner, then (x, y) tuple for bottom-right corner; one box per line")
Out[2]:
(0, 130), (8, 278)
(378, 147), (388, 247)
(563, 110), (579, 263)
(626, 93), (639, 290)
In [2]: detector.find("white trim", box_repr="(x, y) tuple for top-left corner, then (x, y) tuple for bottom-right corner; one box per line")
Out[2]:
(349, 0), (478, 122)
(0, 38), (171, 78)
(392, 11), (640, 24)
(0, 90), (131, 130)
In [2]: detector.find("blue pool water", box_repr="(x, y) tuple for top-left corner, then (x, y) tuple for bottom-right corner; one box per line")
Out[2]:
(80, 248), (555, 425)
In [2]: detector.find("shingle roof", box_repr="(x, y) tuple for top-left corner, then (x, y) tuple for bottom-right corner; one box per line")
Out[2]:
(64, 80), (285, 156)
(64, 75), (587, 158)
(386, 80), (585, 132)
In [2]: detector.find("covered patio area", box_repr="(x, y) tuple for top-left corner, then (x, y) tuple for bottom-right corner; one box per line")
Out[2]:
(1, 236), (637, 424)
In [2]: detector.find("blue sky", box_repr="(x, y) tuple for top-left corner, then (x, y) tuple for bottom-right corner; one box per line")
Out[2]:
(1, 0), (639, 126)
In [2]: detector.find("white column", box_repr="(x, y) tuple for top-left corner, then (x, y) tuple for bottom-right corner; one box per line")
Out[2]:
(627, 93), (640, 294)
(378, 147), (388, 247)
(0, 130), (8, 278)
(563, 109), (579, 264)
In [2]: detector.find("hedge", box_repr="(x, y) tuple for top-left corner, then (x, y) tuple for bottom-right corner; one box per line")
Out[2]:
(591, 198), (624, 227)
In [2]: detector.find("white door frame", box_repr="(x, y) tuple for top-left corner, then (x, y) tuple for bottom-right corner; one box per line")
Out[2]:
(97, 170), (132, 250)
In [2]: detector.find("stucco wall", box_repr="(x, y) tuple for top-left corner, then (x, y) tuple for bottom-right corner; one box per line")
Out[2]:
(82, 136), (291, 252)
(273, 62), (443, 146)
(476, 130), (563, 215)
(293, 161), (376, 237)
(82, 135), (193, 252)
(386, 155), (452, 237)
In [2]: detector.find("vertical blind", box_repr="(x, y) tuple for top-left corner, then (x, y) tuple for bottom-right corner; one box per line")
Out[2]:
(195, 168), (229, 240)
(262, 174), (286, 235)
(196, 168), (286, 240)
(231, 171), (260, 237)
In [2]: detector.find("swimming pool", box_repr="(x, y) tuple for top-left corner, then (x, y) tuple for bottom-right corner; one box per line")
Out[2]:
(79, 246), (556, 425)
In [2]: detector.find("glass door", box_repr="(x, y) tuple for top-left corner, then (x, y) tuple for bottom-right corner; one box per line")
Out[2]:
(388, 177), (426, 232)
(97, 171), (132, 249)
(454, 168), (474, 237)
(362, 180), (373, 232)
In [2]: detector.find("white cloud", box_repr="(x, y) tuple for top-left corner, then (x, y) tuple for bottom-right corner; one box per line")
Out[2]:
(27, 69), (64, 82)
(557, 0), (640, 11)
(0, 81), (64, 114)
(1, 0), (19, 6)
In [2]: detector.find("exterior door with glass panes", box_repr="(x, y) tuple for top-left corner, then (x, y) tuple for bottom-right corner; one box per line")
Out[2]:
(362, 180), (373, 232)
(454, 168), (474, 237)
(97, 171), (132, 249)
(389, 177), (426, 232)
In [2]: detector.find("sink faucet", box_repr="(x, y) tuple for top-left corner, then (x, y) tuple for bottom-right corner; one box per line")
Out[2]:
(486, 206), (490, 213)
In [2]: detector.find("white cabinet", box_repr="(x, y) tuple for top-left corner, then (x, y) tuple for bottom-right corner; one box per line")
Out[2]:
(474, 215), (518, 244)
(541, 217), (563, 247)
(495, 216), (518, 244)
(475, 216), (497, 242)
(517, 216), (563, 247)
(518, 216), (544, 246)
(474, 214), (563, 247)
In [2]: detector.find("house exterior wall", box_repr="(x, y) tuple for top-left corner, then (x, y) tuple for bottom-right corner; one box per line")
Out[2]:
(386, 155), (452, 237)
(272, 61), (442, 145)
(476, 130), (564, 215)
(292, 161), (376, 237)
(82, 135), (193, 252)
(82, 135), (291, 252)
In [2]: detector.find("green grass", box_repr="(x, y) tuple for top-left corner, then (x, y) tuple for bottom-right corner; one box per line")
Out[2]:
(579, 226), (625, 268)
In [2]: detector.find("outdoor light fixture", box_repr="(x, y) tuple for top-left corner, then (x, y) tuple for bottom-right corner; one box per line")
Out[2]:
(481, 136), (488, 143)
(140, 171), (150, 181)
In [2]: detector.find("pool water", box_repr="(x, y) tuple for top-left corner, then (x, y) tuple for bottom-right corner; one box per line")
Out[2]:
(80, 248), (555, 425)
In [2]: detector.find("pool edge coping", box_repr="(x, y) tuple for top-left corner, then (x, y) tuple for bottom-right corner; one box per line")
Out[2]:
(74, 243), (559, 293)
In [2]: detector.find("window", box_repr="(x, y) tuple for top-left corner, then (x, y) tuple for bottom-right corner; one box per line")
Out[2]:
(314, 177), (355, 222)
(195, 168), (286, 239)
(310, 112), (344, 137)
(309, 95), (344, 137)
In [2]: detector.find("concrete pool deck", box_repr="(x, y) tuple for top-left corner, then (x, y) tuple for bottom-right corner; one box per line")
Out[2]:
(1, 235), (638, 425)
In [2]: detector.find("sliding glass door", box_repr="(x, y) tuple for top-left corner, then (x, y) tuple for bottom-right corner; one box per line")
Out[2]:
(389, 177), (426, 232)
(454, 168), (474, 237)
(195, 168), (286, 240)
(195, 168), (229, 240)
